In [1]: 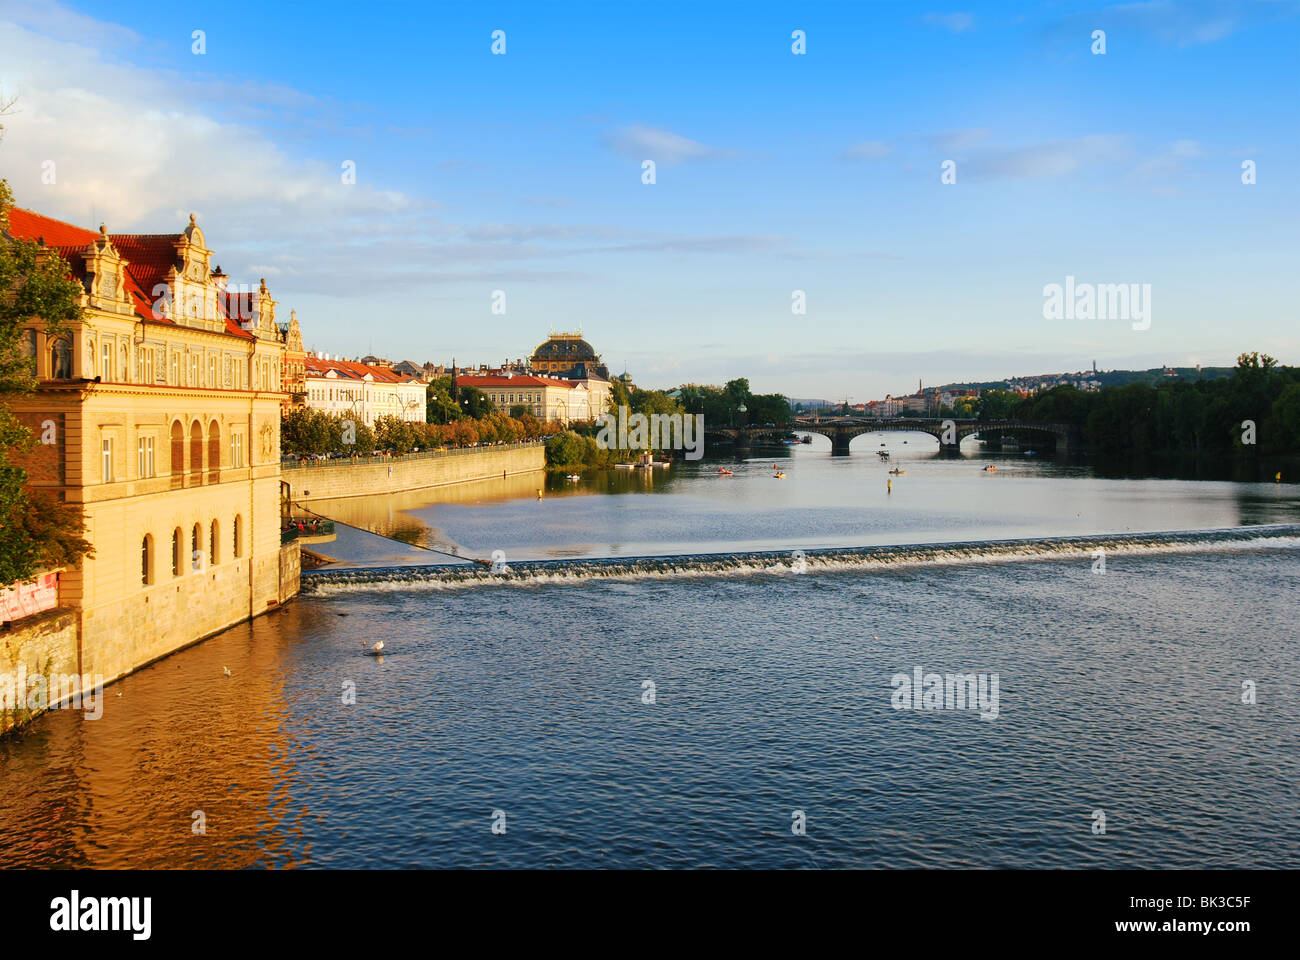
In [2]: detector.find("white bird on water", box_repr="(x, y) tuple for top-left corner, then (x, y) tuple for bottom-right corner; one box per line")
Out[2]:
(363, 641), (385, 656)
(222, 666), (232, 677)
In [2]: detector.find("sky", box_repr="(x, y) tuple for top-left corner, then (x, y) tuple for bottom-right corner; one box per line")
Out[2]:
(0, 0), (1296, 399)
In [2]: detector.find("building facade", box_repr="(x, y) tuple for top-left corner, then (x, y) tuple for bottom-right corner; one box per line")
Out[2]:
(278, 309), (306, 413)
(303, 355), (426, 426)
(528, 332), (611, 381)
(5, 208), (294, 685)
(455, 372), (610, 424)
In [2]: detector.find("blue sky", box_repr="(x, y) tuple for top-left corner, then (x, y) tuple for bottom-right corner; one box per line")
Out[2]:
(0, 0), (1296, 398)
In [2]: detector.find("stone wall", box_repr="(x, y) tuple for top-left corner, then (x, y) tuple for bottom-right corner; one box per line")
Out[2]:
(279, 541), (300, 604)
(77, 472), (284, 685)
(0, 609), (80, 734)
(284, 443), (545, 502)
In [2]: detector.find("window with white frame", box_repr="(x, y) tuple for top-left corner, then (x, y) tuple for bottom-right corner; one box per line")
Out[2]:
(137, 436), (155, 477)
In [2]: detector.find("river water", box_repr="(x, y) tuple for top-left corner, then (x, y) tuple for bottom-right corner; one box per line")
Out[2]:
(2, 437), (1298, 868)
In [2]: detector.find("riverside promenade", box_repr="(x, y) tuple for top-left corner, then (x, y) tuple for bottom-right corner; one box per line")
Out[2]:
(282, 441), (546, 502)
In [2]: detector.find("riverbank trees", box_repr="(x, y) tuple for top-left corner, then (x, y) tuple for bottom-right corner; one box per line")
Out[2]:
(281, 407), (558, 459)
(675, 378), (791, 426)
(1013, 353), (1298, 456)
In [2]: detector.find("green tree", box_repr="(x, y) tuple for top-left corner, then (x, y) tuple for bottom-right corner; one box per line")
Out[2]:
(281, 407), (333, 456)
(1, 170), (94, 583)
(545, 431), (585, 467)
(458, 385), (495, 419)
(425, 376), (462, 424)
(1267, 382), (1300, 454)
(977, 390), (1020, 421)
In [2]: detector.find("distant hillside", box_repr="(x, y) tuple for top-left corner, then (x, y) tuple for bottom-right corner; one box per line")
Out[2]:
(941, 367), (1235, 392)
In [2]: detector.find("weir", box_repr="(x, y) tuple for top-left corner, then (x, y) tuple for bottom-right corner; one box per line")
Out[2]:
(300, 524), (1300, 592)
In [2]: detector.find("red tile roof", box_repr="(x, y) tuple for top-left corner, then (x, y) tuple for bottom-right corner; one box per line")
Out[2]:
(305, 356), (422, 383)
(5, 207), (256, 339)
(457, 374), (579, 388)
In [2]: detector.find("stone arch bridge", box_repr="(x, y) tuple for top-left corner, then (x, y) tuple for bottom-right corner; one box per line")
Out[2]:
(708, 417), (1081, 456)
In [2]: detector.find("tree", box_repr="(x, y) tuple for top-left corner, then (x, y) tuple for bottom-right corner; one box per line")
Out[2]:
(545, 431), (592, 467)
(281, 408), (333, 456)
(1, 167), (94, 583)
(458, 385), (495, 419)
(426, 376), (462, 424)
(978, 390), (1020, 421)
(1268, 383), (1300, 454)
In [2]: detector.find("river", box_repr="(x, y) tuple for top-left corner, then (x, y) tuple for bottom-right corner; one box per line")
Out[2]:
(2, 435), (1297, 868)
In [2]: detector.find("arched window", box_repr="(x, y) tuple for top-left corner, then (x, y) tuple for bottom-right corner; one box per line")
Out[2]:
(141, 534), (154, 586)
(50, 336), (72, 379)
(210, 519), (220, 566)
(189, 420), (204, 483)
(233, 515), (243, 559)
(207, 420), (221, 483)
(170, 421), (185, 489)
(192, 523), (203, 571)
(172, 528), (183, 576)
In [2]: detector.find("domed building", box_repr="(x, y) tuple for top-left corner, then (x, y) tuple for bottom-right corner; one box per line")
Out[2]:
(530, 332), (610, 381)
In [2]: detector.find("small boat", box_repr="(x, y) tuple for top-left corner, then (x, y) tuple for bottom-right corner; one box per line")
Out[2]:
(1024, 450), (1037, 456)
(717, 468), (733, 476)
(800, 436), (811, 444)
(889, 468), (905, 475)
(983, 465), (997, 472)
(363, 641), (385, 656)
(565, 474), (581, 481)
(773, 472), (786, 479)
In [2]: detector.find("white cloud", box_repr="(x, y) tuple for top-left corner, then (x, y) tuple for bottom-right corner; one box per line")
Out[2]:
(604, 124), (733, 163)
(962, 134), (1131, 179)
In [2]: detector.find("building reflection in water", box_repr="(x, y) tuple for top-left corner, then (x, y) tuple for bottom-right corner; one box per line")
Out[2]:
(0, 602), (335, 868)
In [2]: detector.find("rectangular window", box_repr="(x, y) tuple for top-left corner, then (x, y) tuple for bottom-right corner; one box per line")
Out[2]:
(101, 341), (113, 381)
(137, 436), (155, 477)
(170, 352), (179, 385)
(101, 438), (114, 482)
(231, 433), (244, 468)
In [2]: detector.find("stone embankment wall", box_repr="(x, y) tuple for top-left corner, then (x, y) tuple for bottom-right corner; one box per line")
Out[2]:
(282, 443), (545, 502)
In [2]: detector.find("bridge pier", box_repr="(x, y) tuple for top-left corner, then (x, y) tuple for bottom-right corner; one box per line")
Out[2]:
(938, 440), (962, 456)
(831, 435), (853, 456)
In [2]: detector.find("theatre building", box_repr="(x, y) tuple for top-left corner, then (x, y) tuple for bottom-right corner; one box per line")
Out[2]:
(4, 208), (297, 686)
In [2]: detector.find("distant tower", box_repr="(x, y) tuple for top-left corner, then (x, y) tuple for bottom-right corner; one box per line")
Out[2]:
(451, 358), (459, 401)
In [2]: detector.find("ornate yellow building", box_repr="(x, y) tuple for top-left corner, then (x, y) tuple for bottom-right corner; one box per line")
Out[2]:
(5, 207), (297, 684)
(279, 309), (306, 413)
